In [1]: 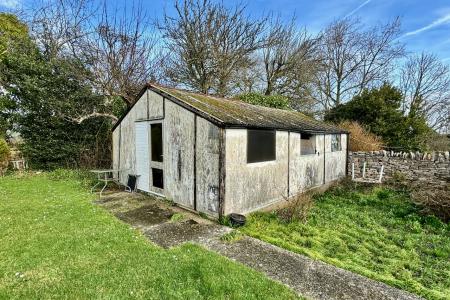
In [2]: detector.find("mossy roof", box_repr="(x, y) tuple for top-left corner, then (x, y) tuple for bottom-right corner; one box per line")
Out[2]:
(113, 84), (346, 134)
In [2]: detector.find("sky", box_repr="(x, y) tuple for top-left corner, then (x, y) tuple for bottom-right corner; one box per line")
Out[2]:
(1, 0), (450, 61)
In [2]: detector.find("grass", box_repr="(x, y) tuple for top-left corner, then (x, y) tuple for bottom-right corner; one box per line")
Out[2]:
(240, 185), (450, 300)
(170, 213), (185, 222)
(220, 230), (244, 243)
(0, 172), (298, 299)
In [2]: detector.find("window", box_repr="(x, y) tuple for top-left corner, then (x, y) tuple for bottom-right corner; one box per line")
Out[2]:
(151, 123), (163, 162)
(152, 168), (164, 189)
(301, 133), (316, 155)
(247, 129), (276, 163)
(331, 134), (342, 152)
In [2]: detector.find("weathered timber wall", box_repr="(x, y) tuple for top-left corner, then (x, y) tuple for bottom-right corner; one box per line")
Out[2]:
(112, 89), (221, 215)
(224, 129), (289, 215)
(288, 134), (347, 196)
(163, 100), (195, 208)
(224, 131), (348, 214)
(289, 133), (325, 195)
(112, 126), (120, 171)
(195, 117), (221, 216)
(348, 150), (450, 187)
(325, 134), (347, 183)
(112, 90), (164, 184)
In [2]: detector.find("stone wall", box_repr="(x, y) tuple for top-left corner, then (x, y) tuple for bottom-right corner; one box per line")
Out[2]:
(348, 150), (449, 187)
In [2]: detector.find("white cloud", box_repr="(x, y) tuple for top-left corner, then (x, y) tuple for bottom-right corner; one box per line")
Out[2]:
(344, 0), (372, 19)
(0, 0), (21, 9)
(404, 13), (450, 37)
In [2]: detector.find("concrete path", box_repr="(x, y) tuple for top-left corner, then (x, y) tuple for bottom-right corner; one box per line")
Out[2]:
(96, 192), (423, 300)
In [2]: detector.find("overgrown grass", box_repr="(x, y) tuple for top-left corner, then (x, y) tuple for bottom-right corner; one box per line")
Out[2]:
(0, 172), (298, 299)
(241, 185), (450, 300)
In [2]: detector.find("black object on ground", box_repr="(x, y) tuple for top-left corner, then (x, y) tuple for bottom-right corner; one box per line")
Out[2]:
(229, 213), (246, 227)
(126, 174), (138, 192)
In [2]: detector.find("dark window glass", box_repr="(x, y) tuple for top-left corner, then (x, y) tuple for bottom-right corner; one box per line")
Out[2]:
(301, 133), (312, 140)
(247, 129), (276, 163)
(152, 168), (164, 189)
(151, 123), (163, 162)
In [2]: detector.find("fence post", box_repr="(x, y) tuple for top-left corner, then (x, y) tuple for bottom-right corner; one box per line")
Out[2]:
(378, 165), (384, 183)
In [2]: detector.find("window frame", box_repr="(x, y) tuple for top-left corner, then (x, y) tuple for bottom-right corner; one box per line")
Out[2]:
(152, 168), (164, 189)
(150, 123), (163, 162)
(246, 129), (277, 164)
(300, 133), (317, 156)
(331, 134), (342, 152)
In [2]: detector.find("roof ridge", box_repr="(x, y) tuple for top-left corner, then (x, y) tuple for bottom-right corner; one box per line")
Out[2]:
(150, 85), (225, 124)
(112, 82), (346, 134)
(150, 82), (316, 118)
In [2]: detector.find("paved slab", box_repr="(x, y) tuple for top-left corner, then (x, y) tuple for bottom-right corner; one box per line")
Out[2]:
(96, 192), (423, 300)
(144, 220), (231, 248)
(145, 221), (422, 300)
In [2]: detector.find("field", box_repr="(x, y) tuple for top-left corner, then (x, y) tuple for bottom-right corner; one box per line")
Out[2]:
(0, 173), (297, 299)
(241, 185), (450, 300)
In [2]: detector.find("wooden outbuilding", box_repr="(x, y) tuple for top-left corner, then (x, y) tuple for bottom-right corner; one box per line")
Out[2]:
(112, 83), (348, 217)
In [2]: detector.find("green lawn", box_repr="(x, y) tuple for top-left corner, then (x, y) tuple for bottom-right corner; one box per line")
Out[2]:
(241, 185), (450, 300)
(0, 173), (298, 299)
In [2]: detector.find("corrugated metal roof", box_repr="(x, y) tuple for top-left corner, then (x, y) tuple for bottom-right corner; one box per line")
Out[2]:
(113, 84), (346, 134)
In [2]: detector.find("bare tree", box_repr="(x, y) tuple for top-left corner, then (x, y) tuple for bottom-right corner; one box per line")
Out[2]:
(26, 0), (163, 124)
(314, 18), (404, 110)
(160, 0), (267, 96)
(257, 17), (320, 112)
(261, 18), (319, 96)
(28, 0), (96, 59)
(400, 52), (450, 132)
(83, 2), (164, 106)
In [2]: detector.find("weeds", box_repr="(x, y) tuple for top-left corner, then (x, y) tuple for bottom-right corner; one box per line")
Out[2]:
(219, 215), (231, 226)
(170, 213), (185, 222)
(410, 186), (450, 222)
(198, 212), (209, 219)
(220, 230), (244, 243)
(277, 192), (314, 223)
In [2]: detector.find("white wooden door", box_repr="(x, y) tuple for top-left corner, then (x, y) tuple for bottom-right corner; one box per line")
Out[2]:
(135, 122), (150, 192)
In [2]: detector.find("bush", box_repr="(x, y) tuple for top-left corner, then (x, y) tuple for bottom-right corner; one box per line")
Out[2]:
(0, 138), (10, 175)
(338, 121), (384, 151)
(410, 186), (450, 222)
(325, 83), (431, 151)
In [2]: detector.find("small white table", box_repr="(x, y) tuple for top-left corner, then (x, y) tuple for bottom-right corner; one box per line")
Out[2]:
(90, 169), (125, 196)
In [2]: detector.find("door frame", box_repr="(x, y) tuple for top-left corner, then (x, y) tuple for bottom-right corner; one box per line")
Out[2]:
(148, 120), (165, 197)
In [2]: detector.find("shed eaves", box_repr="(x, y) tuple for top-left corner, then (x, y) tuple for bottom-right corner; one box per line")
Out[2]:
(112, 83), (346, 134)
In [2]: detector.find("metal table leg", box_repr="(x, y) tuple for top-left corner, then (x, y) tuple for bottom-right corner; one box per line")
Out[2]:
(91, 180), (102, 193)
